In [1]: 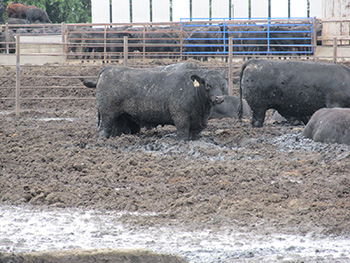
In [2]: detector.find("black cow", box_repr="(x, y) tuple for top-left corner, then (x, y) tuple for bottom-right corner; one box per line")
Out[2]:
(238, 59), (350, 127)
(152, 62), (228, 95)
(302, 108), (350, 145)
(0, 2), (5, 24)
(25, 6), (51, 23)
(209, 95), (251, 119)
(82, 66), (226, 140)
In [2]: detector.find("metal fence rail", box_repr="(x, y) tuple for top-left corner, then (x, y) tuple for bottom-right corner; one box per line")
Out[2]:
(180, 17), (314, 56)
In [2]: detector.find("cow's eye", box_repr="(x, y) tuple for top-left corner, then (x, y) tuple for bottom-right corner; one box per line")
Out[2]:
(206, 84), (211, 90)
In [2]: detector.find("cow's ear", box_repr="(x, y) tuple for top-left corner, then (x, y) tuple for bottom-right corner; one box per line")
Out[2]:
(191, 75), (205, 88)
(221, 69), (226, 78)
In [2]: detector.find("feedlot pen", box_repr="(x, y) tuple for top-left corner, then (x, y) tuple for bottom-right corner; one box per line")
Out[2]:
(0, 18), (349, 115)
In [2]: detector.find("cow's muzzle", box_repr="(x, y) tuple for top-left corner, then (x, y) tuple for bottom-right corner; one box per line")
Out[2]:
(215, 95), (224, 104)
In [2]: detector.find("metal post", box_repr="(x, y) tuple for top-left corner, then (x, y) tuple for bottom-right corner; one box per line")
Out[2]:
(312, 17), (317, 57)
(123, 36), (128, 66)
(61, 23), (67, 61)
(5, 23), (9, 54)
(228, 37), (233, 96)
(104, 25), (107, 62)
(15, 35), (20, 116)
(333, 37), (337, 64)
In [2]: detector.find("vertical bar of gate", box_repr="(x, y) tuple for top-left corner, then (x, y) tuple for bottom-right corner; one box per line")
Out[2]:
(143, 24), (146, 60)
(104, 25), (107, 63)
(5, 23), (9, 54)
(228, 37), (233, 96)
(312, 17), (317, 56)
(15, 35), (20, 116)
(180, 23), (183, 61)
(223, 18), (226, 54)
(333, 38), (337, 64)
(61, 23), (67, 62)
(124, 36), (128, 66)
(267, 18), (270, 54)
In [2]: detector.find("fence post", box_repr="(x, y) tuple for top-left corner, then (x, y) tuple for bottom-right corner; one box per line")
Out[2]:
(228, 37), (233, 96)
(5, 23), (9, 54)
(124, 36), (128, 66)
(61, 22), (67, 62)
(15, 35), (21, 116)
(312, 17), (317, 56)
(333, 37), (337, 64)
(104, 25), (107, 63)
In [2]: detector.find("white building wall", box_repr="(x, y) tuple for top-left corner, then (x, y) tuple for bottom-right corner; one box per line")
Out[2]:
(290, 0), (308, 17)
(232, 0), (249, 18)
(112, 0), (130, 23)
(132, 0), (150, 22)
(153, 0), (170, 22)
(309, 0), (323, 18)
(212, 0), (230, 18)
(173, 0), (190, 21)
(271, 0), (288, 17)
(92, 0), (110, 23)
(192, 0), (210, 19)
(251, 0), (268, 18)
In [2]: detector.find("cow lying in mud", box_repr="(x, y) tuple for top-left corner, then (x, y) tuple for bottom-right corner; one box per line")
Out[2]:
(302, 108), (350, 145)
(238, 59), (350, 127)
(82, 65), (227, 140)
(209, 95), (251, 120)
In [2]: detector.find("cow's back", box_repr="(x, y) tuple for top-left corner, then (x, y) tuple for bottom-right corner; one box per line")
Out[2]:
(240, 59), (350, 127)
(302, 108), (350, 145)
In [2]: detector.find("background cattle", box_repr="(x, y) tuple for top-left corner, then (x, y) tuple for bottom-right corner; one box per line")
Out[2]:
(6, 2), (27, 19)
(209, 95), (251, 120)
(302, 108), (350, 145)
(5, 2), (51, 23)
(83, 65), (227, 140)
(25, 6), (51, 23)
(0, 2), (5, 23)
(238, 59), (350, 127)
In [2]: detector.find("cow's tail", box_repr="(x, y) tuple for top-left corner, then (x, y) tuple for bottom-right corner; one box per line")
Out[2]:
(238, 61), (249, 123)
(80, 78), (97, 89)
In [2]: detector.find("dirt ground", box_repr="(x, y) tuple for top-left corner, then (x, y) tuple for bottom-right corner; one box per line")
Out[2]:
(1, 59), (350, 245)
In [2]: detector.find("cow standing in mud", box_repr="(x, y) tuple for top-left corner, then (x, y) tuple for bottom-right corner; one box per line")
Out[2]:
(83, 66), (227, 140)
(238, 59), (350, 127)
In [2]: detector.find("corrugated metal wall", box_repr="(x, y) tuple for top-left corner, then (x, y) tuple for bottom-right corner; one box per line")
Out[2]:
(173, 0), (190, 22)
(93, 0), (323, 24)
(212, 0), (230, 18)
(91, 0), (110, 23)
(153, 0), (170, 22)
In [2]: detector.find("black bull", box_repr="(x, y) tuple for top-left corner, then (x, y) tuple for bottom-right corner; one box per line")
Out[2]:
(83, 66), (228, 140)
(238, 59), (350, 127)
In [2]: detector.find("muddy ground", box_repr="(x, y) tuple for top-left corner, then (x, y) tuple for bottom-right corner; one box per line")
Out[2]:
(1, 60), (350, 261)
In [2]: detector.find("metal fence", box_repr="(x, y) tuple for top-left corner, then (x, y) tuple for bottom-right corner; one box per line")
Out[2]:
(1, 18), (320, 62)
(181, 17), (315, 56)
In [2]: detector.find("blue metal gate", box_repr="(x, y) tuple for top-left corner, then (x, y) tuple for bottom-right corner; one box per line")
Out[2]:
(180, 17), (314, 56)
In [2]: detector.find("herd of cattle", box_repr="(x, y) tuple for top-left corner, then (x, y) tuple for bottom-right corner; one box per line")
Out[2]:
(81, 59), (350, 145)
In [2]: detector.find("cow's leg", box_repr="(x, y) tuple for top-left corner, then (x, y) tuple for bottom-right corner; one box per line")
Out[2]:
(98, 113), (116, 138)
(251, 108), (266, 128)
(173, 116), (191, 140)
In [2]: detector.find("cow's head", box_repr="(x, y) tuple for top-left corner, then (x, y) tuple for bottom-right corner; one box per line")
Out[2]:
(191, 75), (224, 105)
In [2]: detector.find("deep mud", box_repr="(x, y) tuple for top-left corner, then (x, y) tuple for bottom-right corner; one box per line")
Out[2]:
(1, 61), (350, 262)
